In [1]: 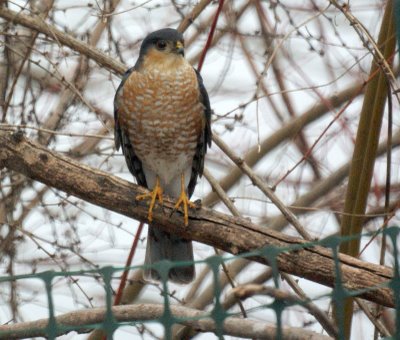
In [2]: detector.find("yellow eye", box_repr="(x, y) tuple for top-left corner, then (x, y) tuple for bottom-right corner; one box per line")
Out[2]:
(156, 40), (167, 50)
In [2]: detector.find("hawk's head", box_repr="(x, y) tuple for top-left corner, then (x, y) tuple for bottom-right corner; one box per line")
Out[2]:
(138, 28), (186, 72)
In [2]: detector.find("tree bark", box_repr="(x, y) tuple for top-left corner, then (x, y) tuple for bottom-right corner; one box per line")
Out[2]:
(0, 130), (394, 308)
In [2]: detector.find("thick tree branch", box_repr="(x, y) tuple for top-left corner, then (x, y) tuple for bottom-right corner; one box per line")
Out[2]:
(0, 130), (394, 308)
(0, 303), (332, 340)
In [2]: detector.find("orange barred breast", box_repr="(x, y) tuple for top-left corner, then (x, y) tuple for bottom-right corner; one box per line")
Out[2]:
(118, 62), (204, 177)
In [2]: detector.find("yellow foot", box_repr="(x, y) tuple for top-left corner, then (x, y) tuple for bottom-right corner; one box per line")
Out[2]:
(174, 174), (195, 226)
(136, 177), (163, 223)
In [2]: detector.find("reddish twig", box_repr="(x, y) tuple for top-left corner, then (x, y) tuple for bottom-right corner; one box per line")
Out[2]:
(113, 222), (144, 306)
(197, 0), (225, 72)
(101, 222), (144, 340)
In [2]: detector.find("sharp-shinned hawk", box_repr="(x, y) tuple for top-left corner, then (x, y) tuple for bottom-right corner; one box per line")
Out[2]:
(114, 28), (212, 283)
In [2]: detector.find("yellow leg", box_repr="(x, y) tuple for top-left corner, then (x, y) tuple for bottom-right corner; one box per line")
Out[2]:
(136, 177), (163, 223)
(174, 173), (196, 226)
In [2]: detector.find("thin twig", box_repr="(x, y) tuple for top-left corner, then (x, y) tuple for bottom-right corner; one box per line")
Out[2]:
(203, 168), (240, 216)
(233, 283), (338, 338)
(212, 134), (312, 240)
(177, 0), (214, 33)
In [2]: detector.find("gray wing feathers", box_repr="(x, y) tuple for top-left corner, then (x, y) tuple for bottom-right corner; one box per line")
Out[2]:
(187, 69), (212, 197)
(114, 67), (147, 187)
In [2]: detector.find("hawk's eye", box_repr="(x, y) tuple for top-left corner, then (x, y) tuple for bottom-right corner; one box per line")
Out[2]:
(156, 40), (167, 50)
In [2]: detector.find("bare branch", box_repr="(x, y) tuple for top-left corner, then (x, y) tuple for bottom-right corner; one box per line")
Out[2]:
(0, 130), (394, 308)
(0, 6), (125, 75)
(203, 83), (364, 207)
(233, 284), (338, 337)
(177, 0), (213, 33)
(213, 134), (312, 240)
(0, 303), (333, 340)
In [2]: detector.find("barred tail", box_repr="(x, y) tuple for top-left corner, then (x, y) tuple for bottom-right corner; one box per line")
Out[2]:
(144, 226), (195, 284)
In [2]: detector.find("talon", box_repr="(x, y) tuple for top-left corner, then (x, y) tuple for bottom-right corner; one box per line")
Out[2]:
(174, 173), (195, 226)
(136, 177), (163, 222)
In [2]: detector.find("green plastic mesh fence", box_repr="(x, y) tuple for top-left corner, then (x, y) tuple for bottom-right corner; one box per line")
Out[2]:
(0, 227), (399, 339)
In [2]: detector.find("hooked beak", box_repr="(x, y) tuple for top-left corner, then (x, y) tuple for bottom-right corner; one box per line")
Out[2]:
(175, 41), (184, 56)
